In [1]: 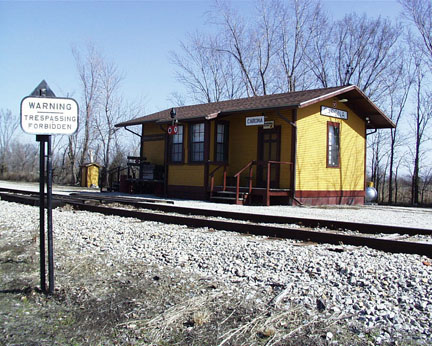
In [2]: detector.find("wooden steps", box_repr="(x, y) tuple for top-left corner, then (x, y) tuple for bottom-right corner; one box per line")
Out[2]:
(210, 186), (291, 205)
(210, 189), (249, 205)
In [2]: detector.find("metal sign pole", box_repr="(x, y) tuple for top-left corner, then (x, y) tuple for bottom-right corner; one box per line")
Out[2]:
(36, 135), (47, 293)
(47, 135), (54, 294)
(21, 80), (79, 295)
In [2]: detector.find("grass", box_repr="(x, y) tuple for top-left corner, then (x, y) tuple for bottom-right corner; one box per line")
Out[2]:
(0, 213), (429, 345)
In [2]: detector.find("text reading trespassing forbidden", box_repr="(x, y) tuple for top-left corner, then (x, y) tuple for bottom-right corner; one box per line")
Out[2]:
(21, 97), (79, 135)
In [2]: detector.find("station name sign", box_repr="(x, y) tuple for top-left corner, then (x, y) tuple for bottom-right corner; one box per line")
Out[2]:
(21, 97), (79, 135)
(321, 106), (348, 120)
(245, 116), (265, 126)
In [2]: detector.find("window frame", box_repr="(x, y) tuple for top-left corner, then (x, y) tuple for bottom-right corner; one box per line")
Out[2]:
(168, 124), (184, 164)
(214, 121), (229, 163)
(327, 121), (340, 168)
(189, 122), (206, 163)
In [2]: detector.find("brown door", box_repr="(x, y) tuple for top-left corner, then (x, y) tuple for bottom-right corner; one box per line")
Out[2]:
(257, 126), (281, 188)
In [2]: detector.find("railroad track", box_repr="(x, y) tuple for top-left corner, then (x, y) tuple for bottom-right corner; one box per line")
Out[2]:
(0, 187), (431, 257)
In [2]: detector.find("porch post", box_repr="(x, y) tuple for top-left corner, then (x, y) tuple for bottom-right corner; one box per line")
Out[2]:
(164, 131), (169, 197)
(291, 109), (297, 204)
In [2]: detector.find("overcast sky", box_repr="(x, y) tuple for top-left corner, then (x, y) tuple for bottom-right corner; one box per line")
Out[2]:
(0, 0), (403, 123)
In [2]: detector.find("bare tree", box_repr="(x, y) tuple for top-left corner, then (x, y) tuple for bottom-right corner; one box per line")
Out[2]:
(172, 0), (326, 101)
(93, 60), (124, 175)
(0, 109), (18, 175)
(419, 166), (432, 203)
(8, 142), (39, 181)
(308, 13), (401, 100)
(382, 57), (414, 203)
(369, 130), (391, 200)
(72, 43), (102, 169)
(170, 33), (243, 103)
(410, 60), (432, 204)
(305, 8), (334, 88)
(212, 0), (260, 96)
(400, 0), (432, 69)
(276, 0), (323, 92)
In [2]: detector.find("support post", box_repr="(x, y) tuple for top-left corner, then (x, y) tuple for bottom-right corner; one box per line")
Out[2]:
(36, 135), (46, 293)
(35, 134), (54, 294)
(47, 136), (54, 294)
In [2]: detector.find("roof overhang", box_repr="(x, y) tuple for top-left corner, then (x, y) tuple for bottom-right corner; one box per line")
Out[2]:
(115, 85), (395, 129)
(299, 85), (395, 129)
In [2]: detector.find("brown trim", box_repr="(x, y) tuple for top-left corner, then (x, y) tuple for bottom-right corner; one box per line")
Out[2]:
(291, 109), (297, 201)
(140, 125), (145, 158)
(188, 121), (207, 163)
(142, 134), (165, 141)
(364, 124), (367, 192)
(204, 121), (210, 162)
(257, 125), (282, 188)
(295, 189), (365, 206)
(168, 124), (185, 164)
(164, 132), (168, 197)
(326, 121), (340, 168)
(167, 185), (207, 200)
(295, 196), (364, 206)
(297, 85), (355, 109)
(296, 190), (365, 198)
(213, 120), (229, 163)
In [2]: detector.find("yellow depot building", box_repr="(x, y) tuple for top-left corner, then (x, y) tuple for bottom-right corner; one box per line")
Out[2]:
(115, 85), (394, 206)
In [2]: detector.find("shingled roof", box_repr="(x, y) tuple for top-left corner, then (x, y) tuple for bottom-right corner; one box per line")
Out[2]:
(116, 85), (395, 129)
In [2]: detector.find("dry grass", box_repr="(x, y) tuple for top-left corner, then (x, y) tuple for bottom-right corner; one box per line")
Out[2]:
(1, 216), (424, 345)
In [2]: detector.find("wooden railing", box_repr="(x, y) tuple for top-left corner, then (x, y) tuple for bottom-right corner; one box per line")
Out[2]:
(104, 166), (128, 191)
(208, 163), (228, 198)
(208, 160), (293, 205)
(260, 160), (293, 206)
(233, 160), (255, 204)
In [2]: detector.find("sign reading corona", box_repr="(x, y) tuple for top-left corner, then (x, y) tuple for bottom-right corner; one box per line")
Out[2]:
(21, 96), (79, 135)
(245, 116), (265, 126)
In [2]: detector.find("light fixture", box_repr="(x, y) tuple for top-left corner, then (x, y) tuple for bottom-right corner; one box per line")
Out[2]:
(339, 98), (348, 103)
(170, 108), (176, 119)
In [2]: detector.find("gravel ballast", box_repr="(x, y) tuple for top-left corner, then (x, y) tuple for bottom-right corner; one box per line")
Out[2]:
(1, 200), (431, 344)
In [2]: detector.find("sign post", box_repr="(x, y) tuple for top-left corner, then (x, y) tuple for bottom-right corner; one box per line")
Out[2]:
(21, 80), (78, 294)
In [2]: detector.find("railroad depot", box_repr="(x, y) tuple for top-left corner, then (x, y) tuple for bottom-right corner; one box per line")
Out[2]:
(115, 85), (395, 206)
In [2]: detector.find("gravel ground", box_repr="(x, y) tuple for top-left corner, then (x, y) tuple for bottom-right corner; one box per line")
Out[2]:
(1, 199), (431, 345)
(1, 179), (431, 230)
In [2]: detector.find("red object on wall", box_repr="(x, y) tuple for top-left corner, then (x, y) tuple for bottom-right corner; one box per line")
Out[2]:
(167, 125), (178, 135)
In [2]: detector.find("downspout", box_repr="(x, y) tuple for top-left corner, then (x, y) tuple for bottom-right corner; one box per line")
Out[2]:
(364, 122), (377, 203)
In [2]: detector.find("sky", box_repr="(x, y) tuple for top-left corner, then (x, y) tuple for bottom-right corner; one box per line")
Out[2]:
(0, 0), (404, 135)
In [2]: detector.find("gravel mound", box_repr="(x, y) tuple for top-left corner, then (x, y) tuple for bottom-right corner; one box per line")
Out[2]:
(1, 200), (431, 344)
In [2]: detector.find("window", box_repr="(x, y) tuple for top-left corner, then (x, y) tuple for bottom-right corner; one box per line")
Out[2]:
(190, 123), (205, 162)
(327, 122), (340, 167)
(170, 125), (183, 163)
(215, 122), (229, 162)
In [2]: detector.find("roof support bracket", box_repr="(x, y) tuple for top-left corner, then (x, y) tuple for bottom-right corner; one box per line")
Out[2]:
(124, 126), (142, 138)
(277, 110), (296, 127)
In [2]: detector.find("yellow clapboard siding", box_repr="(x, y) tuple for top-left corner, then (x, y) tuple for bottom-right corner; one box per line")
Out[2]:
(296, 101), (365, 192)
(142, 123), (165, 165)
(225, 110), (293, 188)
(169, 165), (204, 186)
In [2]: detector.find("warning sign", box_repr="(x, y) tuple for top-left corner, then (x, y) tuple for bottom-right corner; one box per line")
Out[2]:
(20, 96), (79, 135)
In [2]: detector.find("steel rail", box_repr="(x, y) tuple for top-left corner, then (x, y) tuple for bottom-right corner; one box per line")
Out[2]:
(1, 188), (431, 237)
(72, 203), (432, 257)
(1, 189), (431, 257)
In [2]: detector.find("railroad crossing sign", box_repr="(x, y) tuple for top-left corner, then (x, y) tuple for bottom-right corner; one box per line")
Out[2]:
(167, 125), (178, 135)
